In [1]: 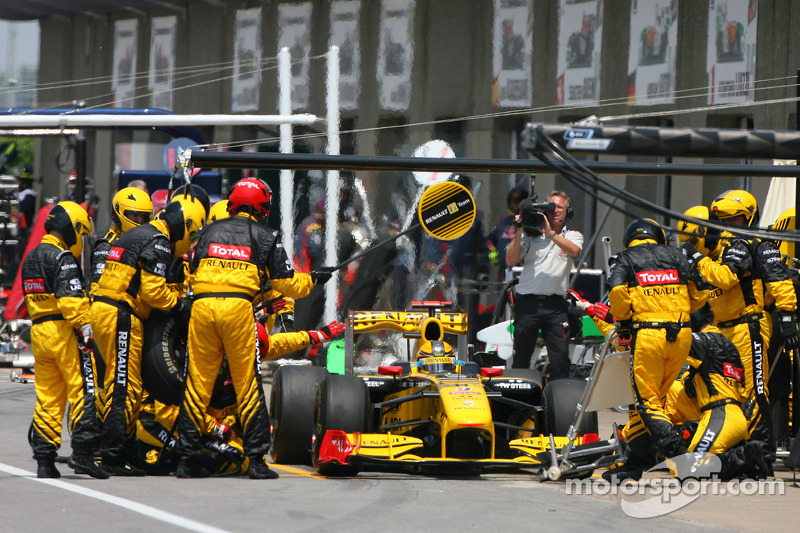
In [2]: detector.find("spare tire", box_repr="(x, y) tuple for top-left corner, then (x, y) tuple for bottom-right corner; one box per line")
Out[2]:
(542, 378), (599, 437)
(141, 309), (186, 405)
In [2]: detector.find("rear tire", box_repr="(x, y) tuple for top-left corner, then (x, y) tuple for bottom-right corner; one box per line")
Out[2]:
(270, 366), (328, 465)
(141, 310), (185, 405)
(312, 374), (369, 477)
(542, 378), (598, 437)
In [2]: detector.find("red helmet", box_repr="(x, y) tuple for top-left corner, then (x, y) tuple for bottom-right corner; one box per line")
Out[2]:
(227, 178), (271, 219)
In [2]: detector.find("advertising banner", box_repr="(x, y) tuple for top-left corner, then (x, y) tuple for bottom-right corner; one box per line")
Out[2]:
(232, 8), (262, 112)
(278, 2), (313, 111)
(627, 0), (678, 106)
(377, 0), (415, 111)
(556, 0), (602, 107)
(112, 19), (138, 108)
(149, 16), (176, 110)
(492, 0), (533, 108)
(330, 1), (362, 110)
(707, 0), (757, 104)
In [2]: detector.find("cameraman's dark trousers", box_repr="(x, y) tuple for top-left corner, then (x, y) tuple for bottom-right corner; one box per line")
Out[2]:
(511, 293), (570, 380)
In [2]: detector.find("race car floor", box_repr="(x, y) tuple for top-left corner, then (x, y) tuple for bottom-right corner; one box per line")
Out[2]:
(0, 365), (795, 532)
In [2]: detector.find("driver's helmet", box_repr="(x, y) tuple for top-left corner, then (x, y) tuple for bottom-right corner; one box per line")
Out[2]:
(417, 340), (456, 373)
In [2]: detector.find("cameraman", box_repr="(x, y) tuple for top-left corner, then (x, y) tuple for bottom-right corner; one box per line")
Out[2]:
(505, 191), (582, 379)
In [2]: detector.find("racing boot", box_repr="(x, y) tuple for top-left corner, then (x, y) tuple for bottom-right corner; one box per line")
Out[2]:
(103, 458), (146, 477)
(37, 459), (61, 479)
(248, 456), (279, 479)
(176, 456), (211, 479)
(743, 440), (769, 480)
(68, 454), (110, 479)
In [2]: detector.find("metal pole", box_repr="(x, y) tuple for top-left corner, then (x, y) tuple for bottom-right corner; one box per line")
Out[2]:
(278, 48), (294, 263)
(324, 46), (341, 324)
(75, 131), (87, 205)
(188, 150), (800, 177)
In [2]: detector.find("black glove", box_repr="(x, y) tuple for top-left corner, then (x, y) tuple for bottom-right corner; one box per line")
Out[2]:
(616, 319), (633, 344)
(176, 297), (192, 327)
(778, 311), (800, 350)
(681, 241), (704, 264)
(310, 266), (336, 285)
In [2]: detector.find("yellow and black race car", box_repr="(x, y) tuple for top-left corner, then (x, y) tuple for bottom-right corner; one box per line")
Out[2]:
(269, 301), (601, 477)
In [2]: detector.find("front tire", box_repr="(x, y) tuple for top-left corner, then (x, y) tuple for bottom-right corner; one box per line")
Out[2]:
(270, 366), (328, 465)
(312, 374), (369, 477)
(542, 378), (598, 437)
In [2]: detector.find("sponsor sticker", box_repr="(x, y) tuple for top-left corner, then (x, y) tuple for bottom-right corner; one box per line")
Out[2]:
(108, 247), (124, 261)
(208, 243), (251, 260)
(723, 362), (743, 381)
(23, 278), (45, 293)
(636, 269), (679, 286)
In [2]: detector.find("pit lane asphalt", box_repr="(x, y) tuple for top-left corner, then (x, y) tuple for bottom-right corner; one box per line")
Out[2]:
(0, 365), (792, 533)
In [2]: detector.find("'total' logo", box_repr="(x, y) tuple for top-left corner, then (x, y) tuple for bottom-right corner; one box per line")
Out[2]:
(636, 269), (679, 286)
(23, 278), (45, 293)
(108, 247), (124, 261)
(723, 362), (743, 381)
(209, 243), (251, 260)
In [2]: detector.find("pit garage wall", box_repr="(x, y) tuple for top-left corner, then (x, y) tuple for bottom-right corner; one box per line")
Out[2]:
(35, 1), (800, 264)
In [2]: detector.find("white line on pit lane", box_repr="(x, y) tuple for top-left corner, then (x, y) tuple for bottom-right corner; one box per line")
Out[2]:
(0, 462), (231, 533)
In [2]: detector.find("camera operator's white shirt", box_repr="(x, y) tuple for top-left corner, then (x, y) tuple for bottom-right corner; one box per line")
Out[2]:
(516, 227), (583, 296)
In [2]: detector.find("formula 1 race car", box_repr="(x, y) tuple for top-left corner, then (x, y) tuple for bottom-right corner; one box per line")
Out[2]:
(269, 301), (600, 477)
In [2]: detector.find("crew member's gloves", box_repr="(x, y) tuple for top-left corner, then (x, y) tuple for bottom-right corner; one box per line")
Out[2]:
(276, 312), (295, 333)
(176, 297), (192, 327)
(76, 324), (95, 354)
(308, 321), (346, 347)
(566, 289), (590, 310)
(778, 311), (800, 350)
(211, 421), (237, 443)
(255, 296), (287, 323)
(310, 266), (336, 285)
(681, 241), (704, 264)
(586, 302), (612, 322)
(203, 439), (245, 466)
(256, 320), (270, 354)
(616, 319), (633, 345)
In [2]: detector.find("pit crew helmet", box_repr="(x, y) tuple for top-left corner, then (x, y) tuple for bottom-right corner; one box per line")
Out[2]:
(710, 189), (759, 227)
(170, 184), (210, 223)
(623, 218), (666, 247)
(677, 205), (719, 256)
(417, 340), (456, 373)
(44, 201), (94, 258)
(111, 187), (153, 233)
(158, 197), (206, 257)
(227, 178), (272, 220)
(208, 200), (230, 223)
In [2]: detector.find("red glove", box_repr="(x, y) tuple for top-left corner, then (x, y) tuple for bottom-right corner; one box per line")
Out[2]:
(586, 303), (612, 322)
(307, 321), (345, 347)
(255, 297), (287, 323)
(211, 422), (237, 442)
(566, 289), (591, 311)
(256, 321), (270, 354)
(76, 324), (95, 355)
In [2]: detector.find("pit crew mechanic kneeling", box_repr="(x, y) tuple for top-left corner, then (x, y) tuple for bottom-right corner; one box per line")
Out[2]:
(664, 307), (770, 480)
(175, 178), (334, 479)
(137, 318), (344, 475)
(91, 198), (204, 475)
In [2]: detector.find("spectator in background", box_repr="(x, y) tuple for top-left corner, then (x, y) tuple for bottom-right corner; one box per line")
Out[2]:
(487, 186), (529, 281)
(127, 179), (149, 194)
(15, 166), (37, 258)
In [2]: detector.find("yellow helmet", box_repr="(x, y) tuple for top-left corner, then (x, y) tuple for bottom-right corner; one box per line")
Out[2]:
(677, 205), (713, 255)
(208, 200), (230, 223)
(112, 187), (153, 233)
(159, 197), (206, 257)
(417, 340), (456, 373)
(170, 184), (210, 223)
(44, 201), (94, 258)
(771, 207), (796, 265)
(711, 189), (759, 227)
